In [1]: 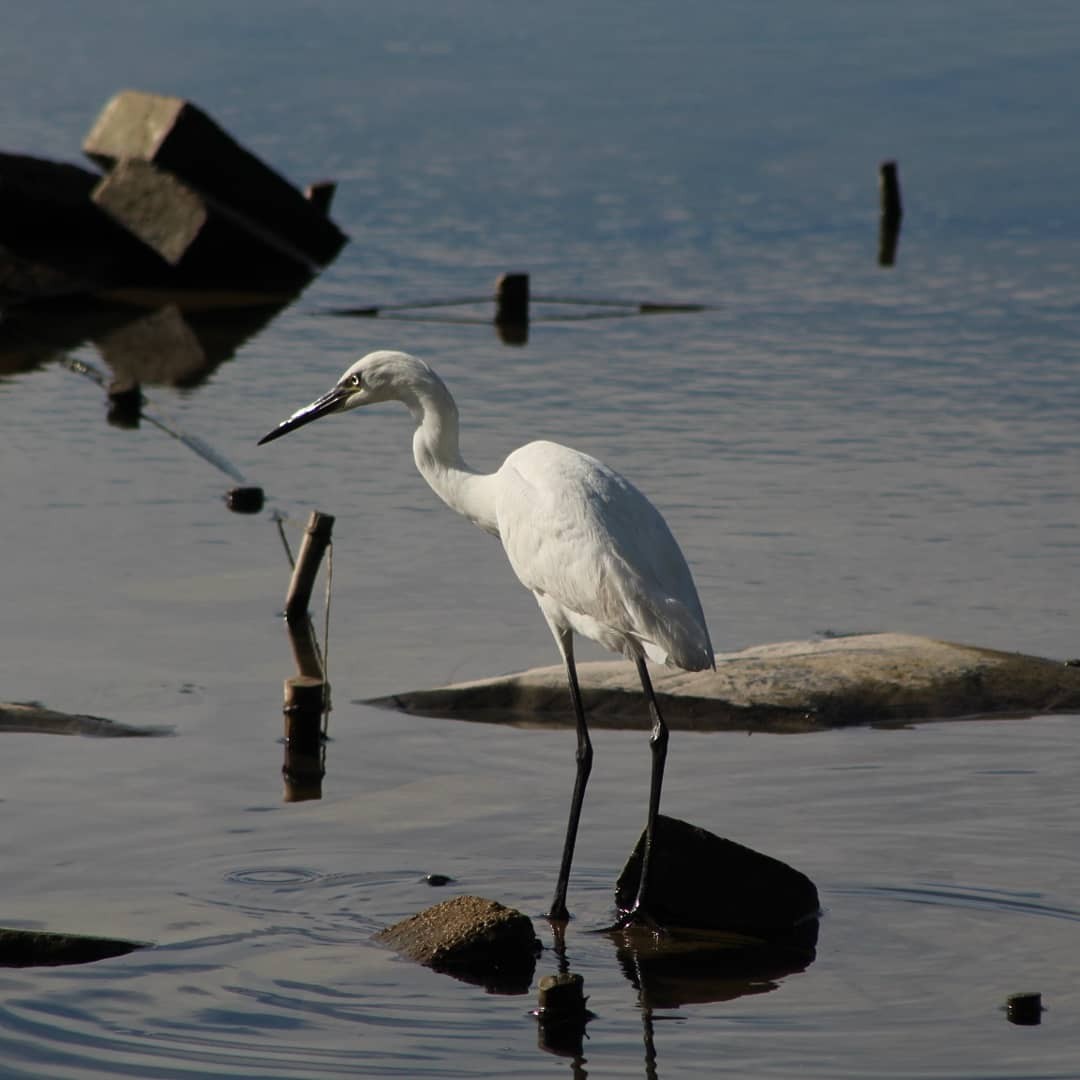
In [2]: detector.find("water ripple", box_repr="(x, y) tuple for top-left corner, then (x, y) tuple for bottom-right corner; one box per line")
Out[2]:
(836, 882), (1080, 922)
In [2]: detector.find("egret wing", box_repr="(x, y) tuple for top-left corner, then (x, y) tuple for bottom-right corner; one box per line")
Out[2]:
(495, 441), (712, 669)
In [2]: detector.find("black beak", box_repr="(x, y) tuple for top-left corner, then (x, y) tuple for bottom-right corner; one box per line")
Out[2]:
(258, 386), (351, 445)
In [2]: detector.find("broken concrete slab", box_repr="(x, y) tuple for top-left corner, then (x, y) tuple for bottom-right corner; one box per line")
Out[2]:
(84, 90), (347, 266)
(3, 90), (347, 303)
(92, 159), (316, 291)
(366, 633), (1080, 732)
(615, 815), (820, 937)
(0, 150), (173, 300)
(375, 895), (540, 992)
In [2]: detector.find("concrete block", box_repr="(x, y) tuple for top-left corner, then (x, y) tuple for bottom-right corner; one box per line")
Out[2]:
(84, 90), (347, 265)
(92, 159), (316, 292)
(0, 151), (172, 298)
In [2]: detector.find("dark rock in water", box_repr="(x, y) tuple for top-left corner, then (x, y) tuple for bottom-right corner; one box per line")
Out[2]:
(375, 895), (540, 994)
(615, 815), (820, 937)
(0, 927), (146, 967)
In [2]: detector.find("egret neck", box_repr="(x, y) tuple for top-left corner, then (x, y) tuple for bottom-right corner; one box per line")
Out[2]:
(401, 368), (502, 538)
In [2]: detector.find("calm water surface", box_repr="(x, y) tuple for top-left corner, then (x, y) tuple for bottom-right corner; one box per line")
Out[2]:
(2, 2), (1078, 1076)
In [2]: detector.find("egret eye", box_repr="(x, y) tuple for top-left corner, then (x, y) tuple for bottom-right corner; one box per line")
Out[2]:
(348, 373), (363, 388)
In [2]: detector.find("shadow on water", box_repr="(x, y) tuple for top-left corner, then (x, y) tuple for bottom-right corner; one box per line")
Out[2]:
(836, 882), (1080, 923)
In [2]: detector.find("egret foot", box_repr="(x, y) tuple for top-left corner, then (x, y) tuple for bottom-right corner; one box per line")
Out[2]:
(606, 905), (665, 934)
(545, 904), (571, 926)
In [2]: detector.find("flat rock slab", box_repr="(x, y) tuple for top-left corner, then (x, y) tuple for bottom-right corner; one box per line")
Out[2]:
(0, 927), (146, 967)
(375, 896), (540, 992)
(367, 633), (1080, 732)
(0, 702), (171, 737)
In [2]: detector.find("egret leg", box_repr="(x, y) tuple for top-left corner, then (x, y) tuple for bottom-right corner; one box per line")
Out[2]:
(547, 630), (593, 923)
(625, 653), (668, 921)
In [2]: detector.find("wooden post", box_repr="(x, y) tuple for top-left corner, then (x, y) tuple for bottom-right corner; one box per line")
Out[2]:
(494, 272), (529, 330)
(278, 511), (334, 799)
(283, 676), (326, 750)
(305, 180), (337, 215)
(1005, 992), (1042, 1026)
(106, 379), (142, 428)
(878, 160), (903, 267)
(282, 675), (325, 801)
(285, 511), (335, 624)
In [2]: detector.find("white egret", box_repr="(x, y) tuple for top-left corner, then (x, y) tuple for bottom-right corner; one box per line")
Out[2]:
(259, 350), (714, 924)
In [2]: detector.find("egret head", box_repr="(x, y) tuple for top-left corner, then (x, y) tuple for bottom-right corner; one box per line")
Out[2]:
(258, 350), (440, 444)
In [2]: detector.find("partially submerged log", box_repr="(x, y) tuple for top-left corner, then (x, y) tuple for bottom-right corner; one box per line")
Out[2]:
(367, 633), (1080, 732)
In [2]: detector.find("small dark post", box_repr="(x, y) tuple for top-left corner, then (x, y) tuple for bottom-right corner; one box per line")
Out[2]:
(494, 273), (529, 345)
(1006, 992), (1043, 1026)
(878, 160), (903, 267)
(305, 180), (337, 216)
(285, 511), (336, 624)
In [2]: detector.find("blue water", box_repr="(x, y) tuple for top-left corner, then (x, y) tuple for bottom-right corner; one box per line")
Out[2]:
(2, 2), (1079, 1076)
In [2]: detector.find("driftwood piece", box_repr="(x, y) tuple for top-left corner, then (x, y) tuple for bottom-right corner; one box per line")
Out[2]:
(367, 633), (1080, 732)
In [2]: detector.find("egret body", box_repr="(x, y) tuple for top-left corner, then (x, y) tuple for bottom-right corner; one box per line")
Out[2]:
(259, 350), (714, 924)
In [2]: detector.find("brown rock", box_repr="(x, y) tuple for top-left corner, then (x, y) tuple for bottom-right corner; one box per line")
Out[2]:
(375, 895), (540, 990)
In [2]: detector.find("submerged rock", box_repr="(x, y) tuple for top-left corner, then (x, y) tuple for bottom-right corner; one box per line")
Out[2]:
(375, 895), (540, 993)
(367, 633), (1080, 731)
